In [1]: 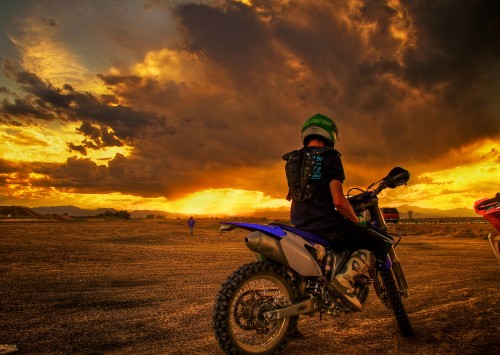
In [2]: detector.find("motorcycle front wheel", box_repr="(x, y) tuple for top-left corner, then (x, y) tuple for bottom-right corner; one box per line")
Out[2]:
(379, 269), (414, 336)
(213, 261), (298, 354)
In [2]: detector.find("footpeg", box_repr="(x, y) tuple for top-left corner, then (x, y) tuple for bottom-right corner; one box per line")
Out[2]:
(356, 275), (374, 286)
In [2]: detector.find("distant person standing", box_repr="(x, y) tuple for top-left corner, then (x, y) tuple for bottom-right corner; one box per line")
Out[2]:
(188, 216), (195, 236)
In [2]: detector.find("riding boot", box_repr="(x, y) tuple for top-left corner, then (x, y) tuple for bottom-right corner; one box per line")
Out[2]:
(329, 249), (375, 311)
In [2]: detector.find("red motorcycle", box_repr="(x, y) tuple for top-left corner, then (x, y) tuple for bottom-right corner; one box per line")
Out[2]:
(474, 193), (500, 262)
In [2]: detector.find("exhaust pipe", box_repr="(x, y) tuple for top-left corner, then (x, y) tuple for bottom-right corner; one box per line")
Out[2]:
(245, 231), (288, 266)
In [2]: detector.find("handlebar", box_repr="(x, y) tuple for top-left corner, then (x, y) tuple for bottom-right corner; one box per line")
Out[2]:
(347, 167), (409, 211)
(373, 180), (389, 196)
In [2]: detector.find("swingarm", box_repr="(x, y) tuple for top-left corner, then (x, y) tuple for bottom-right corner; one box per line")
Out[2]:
(263, 296), (324, 321)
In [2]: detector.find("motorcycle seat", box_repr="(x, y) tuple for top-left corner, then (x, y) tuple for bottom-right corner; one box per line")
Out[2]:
(269, 223), (334, 247)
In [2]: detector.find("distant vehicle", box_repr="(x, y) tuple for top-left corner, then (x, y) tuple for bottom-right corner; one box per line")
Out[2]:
(381, 207), (400, 223)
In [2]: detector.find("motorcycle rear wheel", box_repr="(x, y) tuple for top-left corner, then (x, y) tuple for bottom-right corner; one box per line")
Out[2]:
(380, 269), (414, 336)
(213, 261), (298, 354)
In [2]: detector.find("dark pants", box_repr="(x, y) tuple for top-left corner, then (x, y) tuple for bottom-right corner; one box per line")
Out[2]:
(318, 220), (388, 260)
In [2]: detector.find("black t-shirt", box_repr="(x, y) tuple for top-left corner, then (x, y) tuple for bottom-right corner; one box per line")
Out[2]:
(290, 146), (346, 233)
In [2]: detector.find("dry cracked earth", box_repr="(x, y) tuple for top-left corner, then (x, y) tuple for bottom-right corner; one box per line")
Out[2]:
(0, 219), (499, 354)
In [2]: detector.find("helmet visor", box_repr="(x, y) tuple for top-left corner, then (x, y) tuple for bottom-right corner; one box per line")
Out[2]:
(301, 126), (337, 145)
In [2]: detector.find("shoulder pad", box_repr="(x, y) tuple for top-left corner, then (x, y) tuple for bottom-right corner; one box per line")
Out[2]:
(332, 148), (341, 157)
(307, 147), (341, 157)
(282, 150), (298, 161)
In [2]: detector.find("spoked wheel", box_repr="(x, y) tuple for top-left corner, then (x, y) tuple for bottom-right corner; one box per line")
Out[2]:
(213, 261), (298, 354)
(379, 269), (414, 336)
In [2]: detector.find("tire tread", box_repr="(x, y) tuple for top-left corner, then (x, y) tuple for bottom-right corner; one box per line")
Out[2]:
(380, 269), (414, 336)
(212, 261), (298, 354)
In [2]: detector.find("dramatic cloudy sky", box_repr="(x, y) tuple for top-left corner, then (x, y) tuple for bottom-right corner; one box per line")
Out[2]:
(0, 0), (499, 215)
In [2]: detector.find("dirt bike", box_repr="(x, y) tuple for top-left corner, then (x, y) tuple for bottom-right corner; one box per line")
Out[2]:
(213, 167), (413, 354)
(474, 193), (500, 263)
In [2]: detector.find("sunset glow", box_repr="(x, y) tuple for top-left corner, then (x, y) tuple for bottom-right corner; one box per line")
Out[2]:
(164, 189), (290, 216)
(2, 136), (497, 216)
(380, 139), (500, 211)
(1, 1), (498, 217)
(0, 122), (132, 163)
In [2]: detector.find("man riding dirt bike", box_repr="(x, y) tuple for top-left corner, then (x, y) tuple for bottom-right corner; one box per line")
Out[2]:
(213, 114), (413, 354)
(283, 114), (389, 310)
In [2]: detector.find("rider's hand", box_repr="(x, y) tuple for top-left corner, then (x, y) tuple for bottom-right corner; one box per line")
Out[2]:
(357, 216), (367, 227)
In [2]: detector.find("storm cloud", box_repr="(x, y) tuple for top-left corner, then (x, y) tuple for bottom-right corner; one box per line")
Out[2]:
(0, 0), (499, 202)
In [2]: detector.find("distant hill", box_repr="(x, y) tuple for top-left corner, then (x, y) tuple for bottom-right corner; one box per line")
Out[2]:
(394, 204), (477, 218)
(32, 206), (118, 217)
(5, 203), (478, 220)
(28, 205), (281, 219)
(0, 206), (46, 219)
(32, 206), (186, 219)
(128, 210), (186, 219)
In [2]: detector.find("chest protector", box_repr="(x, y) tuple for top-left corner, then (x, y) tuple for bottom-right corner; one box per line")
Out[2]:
(283, 147), (335, 202)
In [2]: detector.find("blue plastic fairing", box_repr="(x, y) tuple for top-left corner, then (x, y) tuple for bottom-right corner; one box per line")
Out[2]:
(270, 223), (333, 247)
(221, 222), (287, 237)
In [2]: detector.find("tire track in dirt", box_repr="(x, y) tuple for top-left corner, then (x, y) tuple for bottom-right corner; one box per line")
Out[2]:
(0, 220), (498, 354)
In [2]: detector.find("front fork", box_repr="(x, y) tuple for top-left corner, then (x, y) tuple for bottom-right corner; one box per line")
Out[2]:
(388, 245), (409, 297)
(373, 245), (409, 298)
(371, 206), (409, 299)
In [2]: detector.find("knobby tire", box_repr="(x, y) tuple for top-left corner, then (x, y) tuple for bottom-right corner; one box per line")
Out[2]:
(212, 261), (299, 354)
(380, 269), (414, 336)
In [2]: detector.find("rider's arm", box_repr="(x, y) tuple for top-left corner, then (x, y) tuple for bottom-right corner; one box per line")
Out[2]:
(330, 179), (359, 224)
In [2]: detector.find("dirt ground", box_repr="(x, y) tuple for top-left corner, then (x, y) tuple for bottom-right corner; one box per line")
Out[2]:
(0, 219), (499, 354)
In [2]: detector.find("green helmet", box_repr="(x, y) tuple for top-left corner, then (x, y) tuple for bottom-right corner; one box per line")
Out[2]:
(301, 113), (338, 146)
